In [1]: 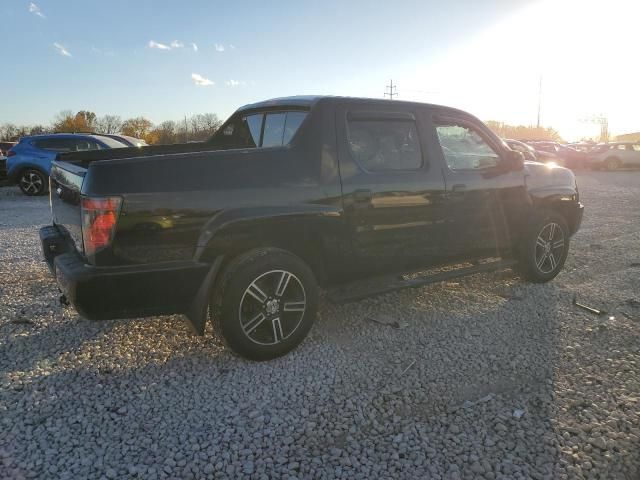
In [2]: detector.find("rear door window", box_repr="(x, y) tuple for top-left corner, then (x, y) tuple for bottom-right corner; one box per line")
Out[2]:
(346, 118), (423, 171)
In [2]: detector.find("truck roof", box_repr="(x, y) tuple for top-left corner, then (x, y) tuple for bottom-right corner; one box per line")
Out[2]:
(238, 95), (467, 115)
(238, 95), (323, 111)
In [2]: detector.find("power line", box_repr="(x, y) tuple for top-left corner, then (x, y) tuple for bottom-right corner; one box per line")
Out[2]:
(384, 79), (398, 100)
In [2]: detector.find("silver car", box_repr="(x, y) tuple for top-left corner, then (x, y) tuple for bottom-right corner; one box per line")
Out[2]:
(590, 143), (640, 170)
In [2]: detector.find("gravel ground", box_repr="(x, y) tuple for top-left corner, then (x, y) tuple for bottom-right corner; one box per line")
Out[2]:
(1, 171), (639, 480)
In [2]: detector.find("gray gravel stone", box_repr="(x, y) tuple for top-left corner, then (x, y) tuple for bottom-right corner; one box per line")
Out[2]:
(0, 173), (639, 479)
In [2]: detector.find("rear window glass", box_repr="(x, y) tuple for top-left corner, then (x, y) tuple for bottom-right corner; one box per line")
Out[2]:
(212, 110), (307, 149)
(283, 112), (307, 145)
(246, 114), (263, 147)
(262, 113), (287, 148)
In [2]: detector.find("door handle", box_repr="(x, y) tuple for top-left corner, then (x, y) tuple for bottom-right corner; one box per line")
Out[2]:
(451, 184), (467, 192)
(352, 189), (373, 208)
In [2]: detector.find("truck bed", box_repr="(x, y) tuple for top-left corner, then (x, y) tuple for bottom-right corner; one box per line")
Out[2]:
(58, 141), (220, 166)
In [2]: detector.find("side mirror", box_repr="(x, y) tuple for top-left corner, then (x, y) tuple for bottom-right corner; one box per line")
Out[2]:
(507, 150), (525, 171)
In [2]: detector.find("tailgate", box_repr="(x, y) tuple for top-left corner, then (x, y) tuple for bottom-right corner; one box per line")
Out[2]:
(50, 161), (86, 253)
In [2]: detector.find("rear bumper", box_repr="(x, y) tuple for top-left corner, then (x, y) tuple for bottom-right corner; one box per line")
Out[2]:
(40, 226), (209, 320)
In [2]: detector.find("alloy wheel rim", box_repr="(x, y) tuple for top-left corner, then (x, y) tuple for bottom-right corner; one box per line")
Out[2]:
(238, 270), (306, 346)
(534, 222), (565, 274)
(20, 172), (43, 194)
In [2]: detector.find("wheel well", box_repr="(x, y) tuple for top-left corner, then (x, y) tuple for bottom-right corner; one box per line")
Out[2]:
(204, 232), (329, 287)
(545, 201), (576, 234)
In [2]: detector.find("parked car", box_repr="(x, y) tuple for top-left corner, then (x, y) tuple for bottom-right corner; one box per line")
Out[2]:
(529, 142), (588, 169)
(567, 142), (597, 153)
(504, 139), (537, 161)
(40, 96), (583, 361)
(0, 155), (6, 182)
(0, 141), (17, 157)
(6, 134), (127, 195)
(589, 142), (640, 170)
(100, 134), (148, 147)
(519, 140), (560, 164)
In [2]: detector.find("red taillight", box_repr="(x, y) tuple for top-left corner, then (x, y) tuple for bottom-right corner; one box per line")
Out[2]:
(81, 196), (122, 256)
(7, 150), (16, 157)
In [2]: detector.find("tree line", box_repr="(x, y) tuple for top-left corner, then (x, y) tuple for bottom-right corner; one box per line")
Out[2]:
(485, 121), (563, 142)
(1, 112), (568, 145)
(0, 111), (223, 145)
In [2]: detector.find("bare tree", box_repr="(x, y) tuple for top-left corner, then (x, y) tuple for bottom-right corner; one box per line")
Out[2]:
(199, 113), (222, 132)
(0, 124), (18, 141)
(187, 113), (221, 141)
(95, 115), (123, 134)
(152, 121), (178, 145)
(29, 125), (49, 136)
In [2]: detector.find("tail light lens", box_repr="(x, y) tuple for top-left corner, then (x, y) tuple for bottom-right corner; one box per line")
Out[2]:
(81, 196), (122, 256)
(7, 150), (16, 157)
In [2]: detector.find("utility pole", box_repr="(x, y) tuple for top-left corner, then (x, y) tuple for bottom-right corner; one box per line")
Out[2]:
(536, 75), (542, 129)
(384, 79), (398, 100)
(184, 115), (188, 143)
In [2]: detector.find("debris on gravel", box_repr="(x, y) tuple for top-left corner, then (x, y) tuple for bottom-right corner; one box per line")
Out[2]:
(1, 171), (639, 479)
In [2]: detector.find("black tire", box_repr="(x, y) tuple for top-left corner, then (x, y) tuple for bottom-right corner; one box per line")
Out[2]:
(211, 248), (318, 361)
(604, 157), (621, 171)
(516, 210), (570, 283)
(18, 169), (48, 196)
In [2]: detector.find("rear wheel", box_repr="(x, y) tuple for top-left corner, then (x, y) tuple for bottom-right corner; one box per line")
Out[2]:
(517, 210), (569, 283)
(211, 248), (318, 361)
(18, 169), (47, 196)
(604, 157), (622, 171)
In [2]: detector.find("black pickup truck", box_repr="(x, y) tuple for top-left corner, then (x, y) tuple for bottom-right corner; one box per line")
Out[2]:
(40, 96), (583, 360)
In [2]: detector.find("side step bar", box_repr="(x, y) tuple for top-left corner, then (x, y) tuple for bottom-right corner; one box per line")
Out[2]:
(327, 258), (517, 304)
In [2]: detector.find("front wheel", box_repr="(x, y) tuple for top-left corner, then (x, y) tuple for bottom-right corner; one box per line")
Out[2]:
(211, 248), (318, 361)
(18, 169), (48, 196)
(516, 211), (570, 283)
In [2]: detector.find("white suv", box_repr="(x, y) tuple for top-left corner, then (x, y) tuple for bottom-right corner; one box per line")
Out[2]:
(590, 143), (640, 170)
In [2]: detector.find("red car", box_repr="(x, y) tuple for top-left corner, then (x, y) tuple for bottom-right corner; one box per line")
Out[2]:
(0, 141), (17, 157)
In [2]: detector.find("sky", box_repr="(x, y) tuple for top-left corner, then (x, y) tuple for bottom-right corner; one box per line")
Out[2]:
(1, 0), (638, 140)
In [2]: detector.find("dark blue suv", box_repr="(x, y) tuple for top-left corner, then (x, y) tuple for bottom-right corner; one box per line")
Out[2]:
(7, 134), (127, 195)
